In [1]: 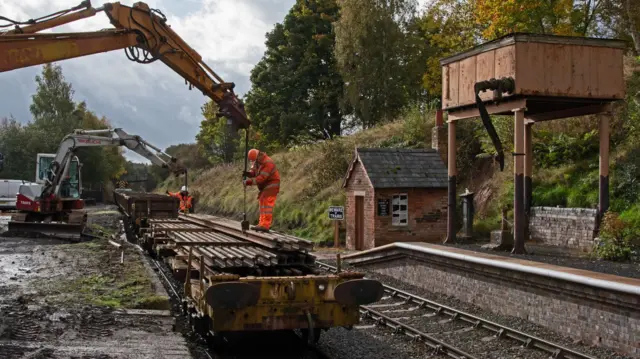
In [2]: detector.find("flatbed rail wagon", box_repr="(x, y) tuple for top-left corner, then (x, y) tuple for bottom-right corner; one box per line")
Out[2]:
(113, 191), (384, 344)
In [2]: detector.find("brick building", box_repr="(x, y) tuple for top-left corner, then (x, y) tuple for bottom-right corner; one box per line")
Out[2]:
(342, 148), (448, 250)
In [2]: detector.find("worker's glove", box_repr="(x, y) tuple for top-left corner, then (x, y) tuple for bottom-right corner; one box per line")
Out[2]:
(243, 171), (253, 178)
(165, 190), (170, 195)
(243, 179), (252, 186)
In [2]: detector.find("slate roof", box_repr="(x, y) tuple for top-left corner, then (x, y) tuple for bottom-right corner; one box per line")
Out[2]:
(343, 148), (448, 189)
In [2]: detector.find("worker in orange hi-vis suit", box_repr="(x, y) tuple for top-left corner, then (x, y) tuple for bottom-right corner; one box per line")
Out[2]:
(166, 186), (193, 214)
(243, 149), (280, 232)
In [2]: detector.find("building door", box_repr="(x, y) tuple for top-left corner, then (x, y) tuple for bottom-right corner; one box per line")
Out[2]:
(355, 195), (365, 250)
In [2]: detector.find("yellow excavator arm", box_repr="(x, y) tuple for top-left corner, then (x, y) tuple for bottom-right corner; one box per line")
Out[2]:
(0, 1), (249, 128)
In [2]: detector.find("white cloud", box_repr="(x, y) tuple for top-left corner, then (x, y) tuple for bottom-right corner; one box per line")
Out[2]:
(0, 0), (293, 160)
(1, 0), (429, 164)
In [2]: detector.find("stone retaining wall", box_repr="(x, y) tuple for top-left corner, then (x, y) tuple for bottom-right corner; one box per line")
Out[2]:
(529, 207), (598, 252)
(347, 247), (640, 358)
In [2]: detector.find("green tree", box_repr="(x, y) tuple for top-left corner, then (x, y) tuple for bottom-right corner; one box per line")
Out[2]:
(334, 0), (423, 128)
(600, 0), (640, 53)
(196, 101), (239, 164)
(0, 117), (33, 179)
(8, 64), (127, 185)
(244, 0), (345, 146)
(72, 102), (126, 184)
(29, 64), (78, 147)
(418, 0), (480, 101)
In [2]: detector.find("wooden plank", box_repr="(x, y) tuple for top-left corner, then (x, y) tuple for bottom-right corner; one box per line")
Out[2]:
(516, 42), (546, 96)
(448, 62), (460, 108)
(448, 98), (527, 121)
(475, 50), (495, 102)
(458, 56), (477, 105)
(442, 64), (450, 108)
(595, 47), (625, 99)
(494, 45), (516, 80)
(570, 44), (593, 97)
(544, 43), (572, 96)
(529, 103), (611, 122)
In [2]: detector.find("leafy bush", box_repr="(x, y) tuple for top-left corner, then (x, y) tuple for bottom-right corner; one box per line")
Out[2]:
(610, 149), (640, 212)
(532, 184), (568, 207)
(305, 139), (351, 197)
(594, 212), (636, 261)
(533, 130), (598, 169)
(401, 106), (435, 147)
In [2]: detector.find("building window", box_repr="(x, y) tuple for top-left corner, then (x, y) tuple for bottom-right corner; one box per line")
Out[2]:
(392, 194), (408, 226)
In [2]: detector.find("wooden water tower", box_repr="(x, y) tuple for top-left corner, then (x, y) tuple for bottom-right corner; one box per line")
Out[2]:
(440, 33), (626, 253)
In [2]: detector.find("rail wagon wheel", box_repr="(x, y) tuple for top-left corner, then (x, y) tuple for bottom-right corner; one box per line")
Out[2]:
(205, 332), (227, 351)
(300, 328), (322, 345)
(122, 216), (136, 243)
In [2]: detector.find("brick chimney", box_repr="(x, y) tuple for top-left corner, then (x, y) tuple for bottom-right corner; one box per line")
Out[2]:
(431, 109), (448, 164)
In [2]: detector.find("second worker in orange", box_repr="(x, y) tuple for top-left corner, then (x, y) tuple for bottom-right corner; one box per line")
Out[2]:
(243, 148), (280, 232)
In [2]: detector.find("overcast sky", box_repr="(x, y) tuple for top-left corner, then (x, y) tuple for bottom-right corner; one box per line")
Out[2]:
(1, 0), (428, 162)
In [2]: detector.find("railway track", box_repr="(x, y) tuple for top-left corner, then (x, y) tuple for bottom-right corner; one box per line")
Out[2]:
(316, 261), (596, 359)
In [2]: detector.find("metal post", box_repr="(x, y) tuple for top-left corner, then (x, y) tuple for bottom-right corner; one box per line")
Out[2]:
(599, 113), (610, 218)
(184, 247), (193, 295)
(199, 256), (204, 294)
(334, 221), (340, 248)
(524, 121), (533, 240)
(446, 119), (457, 243)
(513, 109), (526, 254)
(460, 190), (474, 239)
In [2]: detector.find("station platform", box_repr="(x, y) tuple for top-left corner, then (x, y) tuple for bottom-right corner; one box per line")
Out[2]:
(342, 242), (640, 357)
(343, 242), (640, 295)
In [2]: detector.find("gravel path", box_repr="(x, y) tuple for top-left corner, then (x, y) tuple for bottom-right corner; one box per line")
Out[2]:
(443, 242), (640, 279)
(319, 259), (634, 359)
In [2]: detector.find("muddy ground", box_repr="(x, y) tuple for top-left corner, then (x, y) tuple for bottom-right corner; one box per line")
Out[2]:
(0, 206), (190, 359)
(0, 208), (446, 359)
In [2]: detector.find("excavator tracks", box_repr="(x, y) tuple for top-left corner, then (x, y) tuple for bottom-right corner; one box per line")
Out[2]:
(6, 210), (87, 240)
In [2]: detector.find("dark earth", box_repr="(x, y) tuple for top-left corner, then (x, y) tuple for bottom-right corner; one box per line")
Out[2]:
(0, 207), (448, 358)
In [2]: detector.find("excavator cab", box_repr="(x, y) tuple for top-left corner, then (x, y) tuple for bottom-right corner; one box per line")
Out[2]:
(59, 159), (81, 200)
(36, 153), (82, 200)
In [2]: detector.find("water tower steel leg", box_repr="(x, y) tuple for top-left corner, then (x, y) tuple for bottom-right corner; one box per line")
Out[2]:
(599, 113), (610, 218)
(446, 119), (457, 243)
(524, 121), (533, 239)
(513, 109), (526, 254)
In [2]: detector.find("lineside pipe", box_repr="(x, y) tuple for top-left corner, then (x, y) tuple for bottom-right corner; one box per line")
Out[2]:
(473, 77), (516, 171)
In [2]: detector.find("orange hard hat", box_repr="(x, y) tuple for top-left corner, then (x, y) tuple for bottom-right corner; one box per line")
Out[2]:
(248, 149), (259, 161)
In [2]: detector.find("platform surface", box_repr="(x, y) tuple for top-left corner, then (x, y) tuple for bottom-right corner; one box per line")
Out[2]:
(344, 242), (640, 295)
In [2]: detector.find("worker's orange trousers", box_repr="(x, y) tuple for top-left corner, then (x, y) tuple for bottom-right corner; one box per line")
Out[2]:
(258, 193), (277, 230)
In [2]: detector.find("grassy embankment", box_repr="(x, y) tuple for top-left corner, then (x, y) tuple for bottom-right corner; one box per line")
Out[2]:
(159, 108), (434, 245)
(160, 97), (640, 251)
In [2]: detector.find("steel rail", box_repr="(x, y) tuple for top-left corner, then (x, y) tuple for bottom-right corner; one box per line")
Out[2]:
(360, 306), (478, 359)
(150, 257), (214, 359)
(316, 261), (596, 359)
